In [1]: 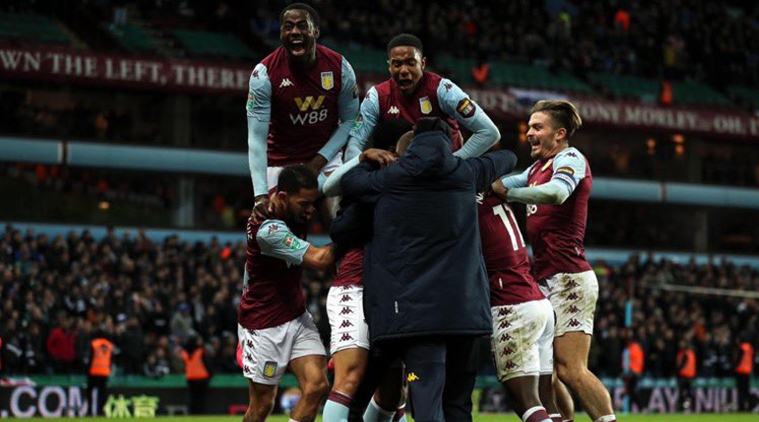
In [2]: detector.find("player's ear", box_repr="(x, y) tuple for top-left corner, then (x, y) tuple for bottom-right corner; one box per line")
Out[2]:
(555, 127), (567, 142)
(421, 56), (426, 70)
(313, 26), (320, 40)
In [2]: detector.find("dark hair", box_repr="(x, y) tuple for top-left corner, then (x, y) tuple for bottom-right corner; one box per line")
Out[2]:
(373, 119), (413, 151)
(387, 33), (423, 55)
(277, 164), (317, 194)
(280, 3), (320, 27)
(529, 100), (583, 139)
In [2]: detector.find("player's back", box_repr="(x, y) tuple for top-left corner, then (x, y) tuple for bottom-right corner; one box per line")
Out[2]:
(525, 146), (593, 281)
(239, 216), (307, 330)
(374, 71), (463, 150)
(477, 193), (543, 306)
(260, 45), (344, 165)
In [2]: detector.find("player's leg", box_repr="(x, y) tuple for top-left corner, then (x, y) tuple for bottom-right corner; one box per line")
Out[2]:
(324, 285), (371, 421)
(550, 375), (574, 421)
(401, 338), (447, 422)
(365, 358), (405, 422)
(442, 336), (478, 422)
(289, 354), (329, 421)
(244, 381), (277, 422)
(238, 322), (290, 422)
(549, 271), (614, 421)
(289, 312), (329, 421)
(492, 301), (552, 422)
(535, 301), (563, 422)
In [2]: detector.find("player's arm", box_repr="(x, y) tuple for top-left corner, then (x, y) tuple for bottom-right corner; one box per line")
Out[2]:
(313, 57), (360, 177)
(437, 78), (500, 159)
(344, 86), (380, 161)
(340, 159), (391, 200)
(256, 220), (335, 271)
(504, 150), (587, 205)
(246, 63), (272, 198)
(491, 165), (530, 198)
(321, 148), (397, 197)
(465, 149), (518, 192)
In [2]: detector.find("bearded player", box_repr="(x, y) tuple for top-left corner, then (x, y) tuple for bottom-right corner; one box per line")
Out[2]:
(494, 100), (616, 422)
(247, 3), (358, 219)
(238, 165), (335, 422)
(344, 33), (499, 161)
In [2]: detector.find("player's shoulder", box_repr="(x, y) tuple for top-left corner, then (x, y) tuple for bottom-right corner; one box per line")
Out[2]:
(315, 44), (344, 67)
(256, 219), (290, 241)
(260, 46), (287, 69)
(374, 79), (393, 96)
(555, 146), (586, 162)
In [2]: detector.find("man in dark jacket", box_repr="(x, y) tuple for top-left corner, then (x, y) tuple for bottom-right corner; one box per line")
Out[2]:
(340, 117), (517, 421)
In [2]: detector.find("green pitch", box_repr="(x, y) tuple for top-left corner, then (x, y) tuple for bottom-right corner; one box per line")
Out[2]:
(9, 415), (758, 422)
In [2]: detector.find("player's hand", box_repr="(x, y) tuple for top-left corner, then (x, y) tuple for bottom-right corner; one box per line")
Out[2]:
(306, 155), (328, 175)
(360, 148), (397, 167)
(252, 194), (273, 222)
(491, 179), (509, 201)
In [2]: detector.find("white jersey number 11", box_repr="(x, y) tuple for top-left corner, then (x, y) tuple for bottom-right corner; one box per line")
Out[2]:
(492, 203), (525, 251)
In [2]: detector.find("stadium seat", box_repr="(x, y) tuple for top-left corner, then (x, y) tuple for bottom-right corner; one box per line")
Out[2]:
(173, 29), (255, 59)
(109, 23), (159, 54)
(727, 85), (759, 109)
(588, 72), (659, 101)
(0, 12), (73, 45)
(672, 80), (731, 107)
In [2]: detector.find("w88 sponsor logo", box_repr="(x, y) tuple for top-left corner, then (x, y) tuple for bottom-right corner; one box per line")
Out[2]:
(290, 95), (329, 125)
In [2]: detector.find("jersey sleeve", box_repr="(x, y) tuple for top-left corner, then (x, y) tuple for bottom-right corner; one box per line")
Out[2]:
(436, 78), (500, 158)
(256, 219), (311, 265)
(246, 63), (272, 196)
(551, 149), (587, 195)
(317, 57), (360, 161)
(344, 86), (380, 160)
(500, 165), (531, 189)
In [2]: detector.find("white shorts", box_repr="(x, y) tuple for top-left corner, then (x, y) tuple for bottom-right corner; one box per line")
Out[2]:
(237, 312), (326, 385)
(491, 299), (554, 382)
(539, 270), (599, 337)
(266, 154), (343, 191)
(326, 285), (370, 354)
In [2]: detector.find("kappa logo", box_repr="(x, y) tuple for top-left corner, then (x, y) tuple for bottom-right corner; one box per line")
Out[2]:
(245, 352), (253, 362)
(388, 106), (400, 115)
(568, 305), (580, 313)
(340, 333), (353, 342)
(568, 319), (581, 327)
(407, 372), (420, 382)
(340, 294), (351, 302)
(567, 293), (579, 301)
(341, 285), (352, 290)
(339, 320), (353, 328)
(566, 152), (578, 158)
(279, 78), (294, 88)
(503, 361), (517, 370)
(444, 82), (452, 91)
(339, 307), (354, 315)
(498, 307), (512, 316)
(246, 340), (254, 349)
(243, 365), (252, 375)
(499, 320), (511, 329)
(566, 279), (580, 288)
(500, 347), (514, 356)
(251, 69), (259, 78)
(499, 333), (512, 342)
(267, 223), (279, 234)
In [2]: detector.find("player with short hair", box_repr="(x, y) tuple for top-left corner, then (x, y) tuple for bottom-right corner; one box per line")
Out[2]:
(344, 33), (499, 161)
(477, 187), (558, 422)
(494, 100), (616, 422)
(238, 165), (335, 422)
(247, 3), (359, 219)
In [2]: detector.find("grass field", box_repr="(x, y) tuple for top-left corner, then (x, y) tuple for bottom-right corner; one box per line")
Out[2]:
(8, 415), (758, 422)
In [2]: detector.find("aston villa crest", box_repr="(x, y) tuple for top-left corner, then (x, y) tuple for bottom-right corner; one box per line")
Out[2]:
(419, 96), (432, 114)
(321, 71), (334, 90)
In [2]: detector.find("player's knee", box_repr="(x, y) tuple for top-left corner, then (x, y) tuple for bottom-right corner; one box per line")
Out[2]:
(556, 361), (585, 387)
(334, 370), (363, 396)
(302, 377), (330, 402)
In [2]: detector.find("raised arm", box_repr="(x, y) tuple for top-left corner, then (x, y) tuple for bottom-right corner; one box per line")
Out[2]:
(437, 78), (500, 158)
(246, 63), (272, 197)
(344, 86), (380, 161)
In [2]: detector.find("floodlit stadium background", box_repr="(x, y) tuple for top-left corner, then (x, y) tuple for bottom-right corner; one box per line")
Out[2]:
(0, 0), (757, 419)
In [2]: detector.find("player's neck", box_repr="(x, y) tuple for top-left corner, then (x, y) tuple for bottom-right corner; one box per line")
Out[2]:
(288, 50), (318, 69)
(270, 197), (289, 221)
(544, 143), (569, 160)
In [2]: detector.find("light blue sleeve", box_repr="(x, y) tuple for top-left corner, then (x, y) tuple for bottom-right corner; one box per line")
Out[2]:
(344, 86), (380, 161)
(256, 220), (311, 265)
(317, 57), (360, 161)
(246, 63), (272, 196)
(500, 165), (532, 189)
(437, 78), (500, 159)
(321, 156), (360, 197)
(551, 148), (587, 196)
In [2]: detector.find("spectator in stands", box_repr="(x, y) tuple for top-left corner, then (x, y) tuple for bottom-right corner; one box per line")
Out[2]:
(170, 302), (197, 343)
(676, 339), (697, 411)
(46, 312), (78, 373)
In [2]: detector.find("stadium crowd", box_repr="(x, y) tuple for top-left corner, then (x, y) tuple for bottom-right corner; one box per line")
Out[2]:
(1, 225), (757, 380)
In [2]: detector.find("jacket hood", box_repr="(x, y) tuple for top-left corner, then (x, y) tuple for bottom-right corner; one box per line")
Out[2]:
(399, 131), (458, 177)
